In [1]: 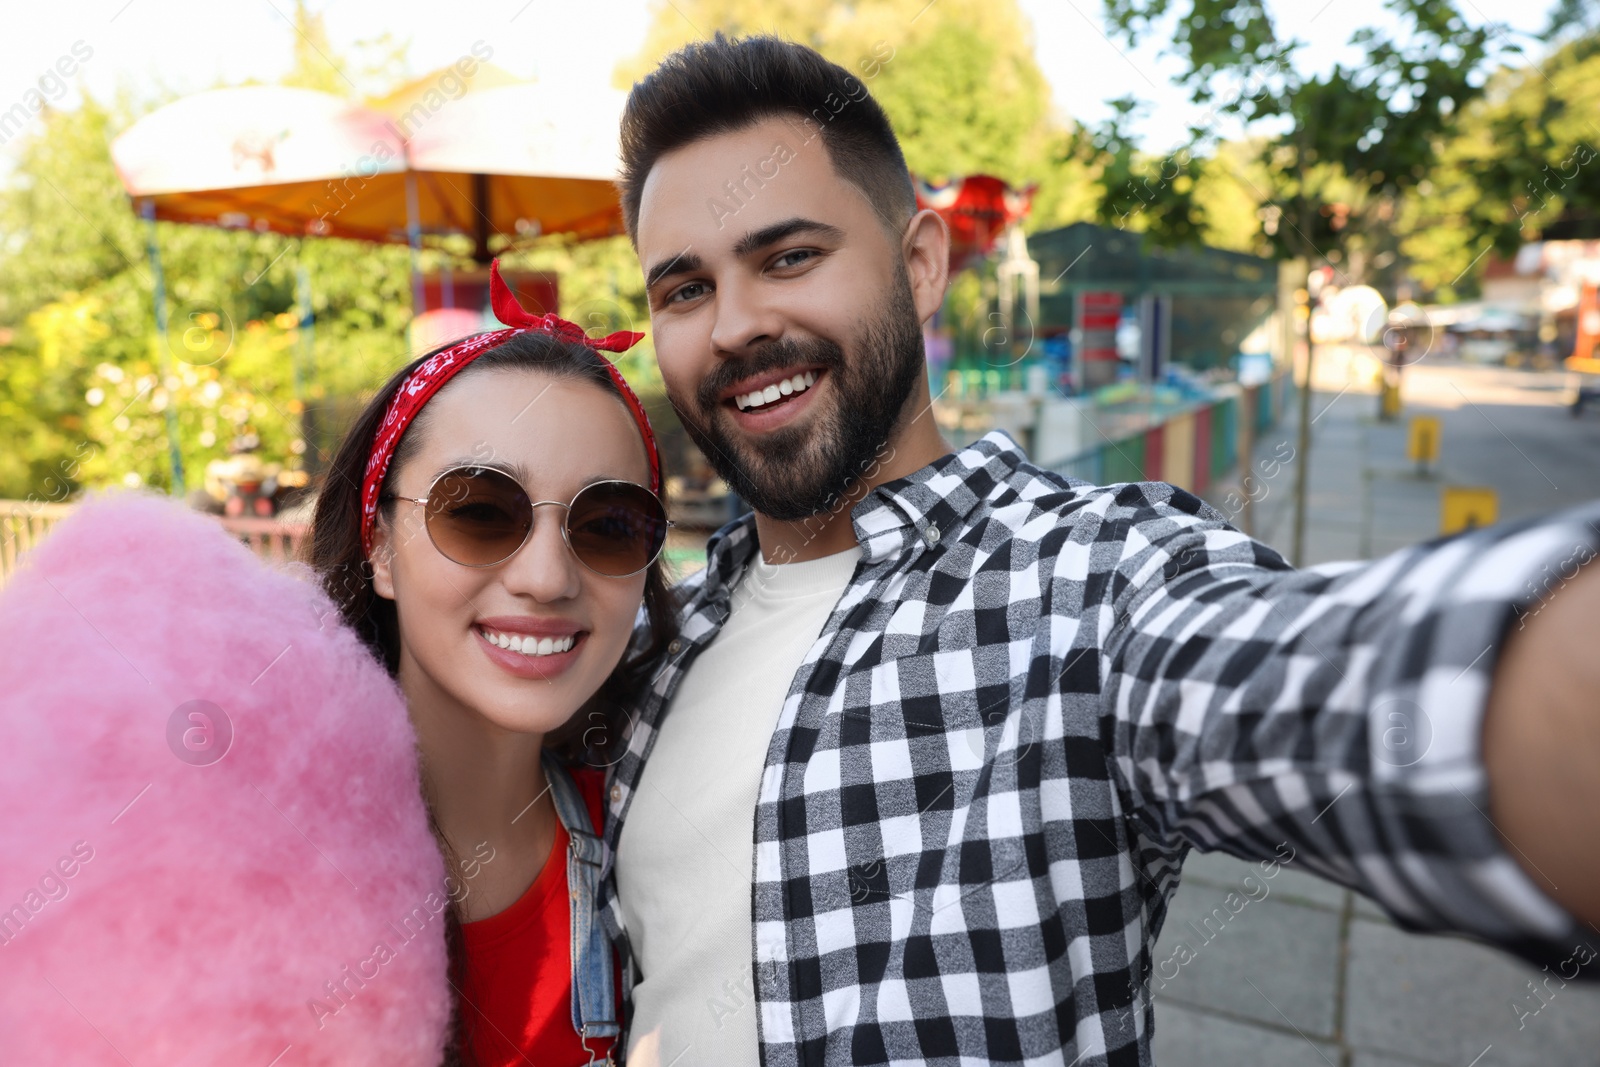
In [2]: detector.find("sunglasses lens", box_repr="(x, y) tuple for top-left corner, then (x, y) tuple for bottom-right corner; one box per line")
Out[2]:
(424, 468), (532, 566)
(566, 482), (668, 577)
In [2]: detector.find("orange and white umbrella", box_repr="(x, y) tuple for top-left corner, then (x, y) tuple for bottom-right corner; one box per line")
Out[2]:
(111, 86), (410, 243)
(390, 82), (629, 258)
(112, 80), (629, 256)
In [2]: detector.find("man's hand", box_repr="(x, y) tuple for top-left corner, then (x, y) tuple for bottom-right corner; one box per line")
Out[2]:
(1483, 561), (1600, 926)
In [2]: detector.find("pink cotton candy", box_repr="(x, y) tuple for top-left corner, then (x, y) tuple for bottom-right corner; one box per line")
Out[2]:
(0, 490), (450, 1066)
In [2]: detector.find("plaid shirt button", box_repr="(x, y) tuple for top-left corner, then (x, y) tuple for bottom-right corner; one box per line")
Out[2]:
(921, 523), (940, 546)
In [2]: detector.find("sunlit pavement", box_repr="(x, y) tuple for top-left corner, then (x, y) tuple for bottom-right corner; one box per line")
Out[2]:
(1159, 350), (1600, 1066)
(1226, 346), (1600, 566)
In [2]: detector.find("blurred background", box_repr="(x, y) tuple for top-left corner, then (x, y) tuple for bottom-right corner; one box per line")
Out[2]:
(3, 2), (1600, 1060)
(3, 1), (1600, 569)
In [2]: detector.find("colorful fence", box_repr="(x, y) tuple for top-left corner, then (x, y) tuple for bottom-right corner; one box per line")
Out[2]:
(1053, 368), (1294, 493)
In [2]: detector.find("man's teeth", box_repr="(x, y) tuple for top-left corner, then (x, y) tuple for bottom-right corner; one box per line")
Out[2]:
(480, 628), (576, 657)
(734, 371), (817, 412)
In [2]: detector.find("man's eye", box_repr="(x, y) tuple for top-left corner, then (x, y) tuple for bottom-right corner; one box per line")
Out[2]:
(666, 282), (708, 304)
(772, 249), (817, 270)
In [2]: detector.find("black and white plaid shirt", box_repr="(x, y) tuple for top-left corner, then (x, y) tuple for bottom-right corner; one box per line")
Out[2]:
(599, 430), (1600, 1066)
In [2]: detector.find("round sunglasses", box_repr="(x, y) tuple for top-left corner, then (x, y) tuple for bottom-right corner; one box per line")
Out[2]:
(382, 465), (670, 578)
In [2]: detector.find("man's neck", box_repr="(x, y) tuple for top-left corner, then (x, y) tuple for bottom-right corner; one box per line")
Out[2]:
(753, 381), (952, 564)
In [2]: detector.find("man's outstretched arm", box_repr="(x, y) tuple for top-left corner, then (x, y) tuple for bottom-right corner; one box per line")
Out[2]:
(1484, 561), (1600, 928)
(1095, 482), (1600, 972)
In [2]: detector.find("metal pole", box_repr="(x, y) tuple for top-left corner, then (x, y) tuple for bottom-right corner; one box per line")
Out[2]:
(405, 171), (425, 317)
(141, 201), (185, 498)
(471, 173), (491, 265)
(1290, 272), (1314, 567)
(1238, 392), (1256, 538)
(295, 261), (315, 469)
(294, 263), (312, 402)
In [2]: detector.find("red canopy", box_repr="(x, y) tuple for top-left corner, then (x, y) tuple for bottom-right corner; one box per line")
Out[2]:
(914, 174), (1036, 273)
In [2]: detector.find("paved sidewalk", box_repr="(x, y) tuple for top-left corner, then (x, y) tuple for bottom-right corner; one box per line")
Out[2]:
(1158, 349), (1600, 1066)
(1223, 346), (1600, 564)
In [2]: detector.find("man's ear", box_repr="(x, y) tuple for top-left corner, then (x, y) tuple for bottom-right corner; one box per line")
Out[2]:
(370, 522), (396, 601)
(901, 208), (950, 326)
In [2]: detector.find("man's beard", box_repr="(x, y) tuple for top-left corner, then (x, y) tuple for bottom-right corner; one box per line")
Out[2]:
(670, 268), (925, 522)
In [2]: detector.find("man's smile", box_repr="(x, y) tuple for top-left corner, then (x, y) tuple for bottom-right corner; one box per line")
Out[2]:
(730, 369), (819, 412)
(719, 366), (830, 432)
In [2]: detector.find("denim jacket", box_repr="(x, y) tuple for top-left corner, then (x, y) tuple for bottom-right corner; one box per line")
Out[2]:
(544, 752), (619, 1064)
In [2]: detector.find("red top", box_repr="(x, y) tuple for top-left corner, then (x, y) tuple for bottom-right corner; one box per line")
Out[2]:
(455, 767), (616, 1067)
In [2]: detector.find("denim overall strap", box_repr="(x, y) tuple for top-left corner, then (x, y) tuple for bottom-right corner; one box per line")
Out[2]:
(542, 753), (619, 1060)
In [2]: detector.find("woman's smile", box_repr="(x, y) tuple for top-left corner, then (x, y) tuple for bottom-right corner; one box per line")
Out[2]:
(473, 618), (589, 681)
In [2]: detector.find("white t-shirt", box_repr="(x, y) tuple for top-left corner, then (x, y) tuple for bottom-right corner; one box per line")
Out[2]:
(616, 543), (862, 1066)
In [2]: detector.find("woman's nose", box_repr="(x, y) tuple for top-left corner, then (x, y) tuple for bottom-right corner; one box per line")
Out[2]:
(499, 506), (582, 602)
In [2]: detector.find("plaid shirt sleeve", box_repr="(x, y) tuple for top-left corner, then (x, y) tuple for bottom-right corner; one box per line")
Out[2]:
(1100, 481), (1600, 965)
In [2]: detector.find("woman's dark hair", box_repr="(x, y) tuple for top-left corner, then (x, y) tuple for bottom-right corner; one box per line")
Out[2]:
(618, 32), (917, 241)
(302, 329), (678, 1065)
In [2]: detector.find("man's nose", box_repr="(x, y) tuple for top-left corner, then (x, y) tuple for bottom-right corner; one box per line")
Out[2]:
(709, 273), (784, 356)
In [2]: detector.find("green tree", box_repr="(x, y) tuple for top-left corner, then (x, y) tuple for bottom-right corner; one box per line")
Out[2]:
(1362, 25), (1600, 300)
(617, 0), (1088, 231)
(0, 0), (431, 504)
(1192, 139), (1275, 254)
(1096, 0), (1510, 271)
(1065, 96), (1209, 247)
(0, 87), (419, 501)
(1439, 32), (1600, 259)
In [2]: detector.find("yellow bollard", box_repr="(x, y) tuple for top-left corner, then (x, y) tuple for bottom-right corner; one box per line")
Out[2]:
(1441, 486), (1498, 534)
(1379, 379), (1403, 420)
(1407, 415), (1440, 474)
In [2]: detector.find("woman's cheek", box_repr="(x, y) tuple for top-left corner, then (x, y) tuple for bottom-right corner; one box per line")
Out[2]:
(593, 577), (648, 669)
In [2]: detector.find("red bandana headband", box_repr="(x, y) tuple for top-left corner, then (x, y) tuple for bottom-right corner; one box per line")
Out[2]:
(359, 259), (655, 559)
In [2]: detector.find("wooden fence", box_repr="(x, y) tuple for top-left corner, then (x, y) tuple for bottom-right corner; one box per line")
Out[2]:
(0, 501), (310, 587)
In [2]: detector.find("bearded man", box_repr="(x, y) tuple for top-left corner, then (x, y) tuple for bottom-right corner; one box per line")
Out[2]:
(604, 33), (1600, 1067)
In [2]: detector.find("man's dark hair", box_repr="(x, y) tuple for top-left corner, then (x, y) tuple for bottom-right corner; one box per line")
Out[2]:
(618, 33), (917, 241)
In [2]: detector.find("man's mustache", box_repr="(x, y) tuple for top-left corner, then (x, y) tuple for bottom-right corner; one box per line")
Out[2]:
(693, 337), (847, 414)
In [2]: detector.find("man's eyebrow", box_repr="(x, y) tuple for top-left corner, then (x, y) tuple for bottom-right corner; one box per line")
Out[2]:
(733, 217), (845, 259)
(644, 248), (703, 290)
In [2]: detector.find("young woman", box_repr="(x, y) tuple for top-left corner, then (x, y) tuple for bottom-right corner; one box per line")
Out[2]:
(305, 262), (676, 1067)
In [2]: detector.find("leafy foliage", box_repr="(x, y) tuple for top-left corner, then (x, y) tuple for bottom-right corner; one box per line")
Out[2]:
(619, 0), (1092, 229)
(1065, 96), (1208, 247)
(1439, 33), (1600, 256)
(0, 88), (419, 500)
(1094, 0), (1514, 281)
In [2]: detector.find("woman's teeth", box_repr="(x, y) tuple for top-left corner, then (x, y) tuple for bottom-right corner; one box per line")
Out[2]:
(734, 371), (817, 412)
(480, 628), (576, 657)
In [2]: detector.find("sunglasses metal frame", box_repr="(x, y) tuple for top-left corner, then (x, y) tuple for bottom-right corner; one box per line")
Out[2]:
(383, 465), (672, 578)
